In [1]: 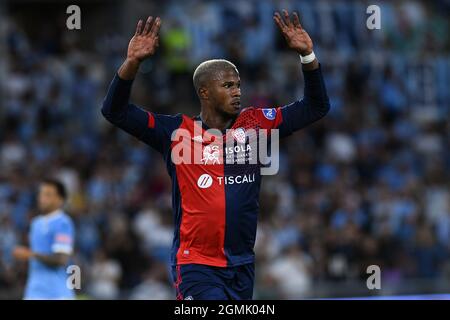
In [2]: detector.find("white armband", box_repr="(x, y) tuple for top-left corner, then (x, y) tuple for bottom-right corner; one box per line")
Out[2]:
(300, 51), (316, 64)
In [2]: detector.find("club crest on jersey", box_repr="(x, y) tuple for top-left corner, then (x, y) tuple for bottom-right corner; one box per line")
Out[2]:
(201, 145), (220, 165)
(232, 127), (246, 144)
(262, 108), (276, 120)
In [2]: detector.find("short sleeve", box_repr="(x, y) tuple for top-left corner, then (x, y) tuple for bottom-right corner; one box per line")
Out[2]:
(51, 218), (75, 254)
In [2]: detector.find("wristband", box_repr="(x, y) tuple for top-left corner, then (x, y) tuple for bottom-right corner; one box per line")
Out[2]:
(300, 51), (316, 64)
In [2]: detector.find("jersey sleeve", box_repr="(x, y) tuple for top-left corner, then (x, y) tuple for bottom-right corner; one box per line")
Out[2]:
(255, 66), (330, 138)
(51, 218), (75, 255)
(101, 73), (182, 154)
(143, 112), (183, 155)
(254, 107), (284, 131)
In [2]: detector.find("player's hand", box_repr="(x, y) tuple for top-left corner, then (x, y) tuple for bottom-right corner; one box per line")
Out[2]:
(274, 10), (313, 56)
(127, 16), (161, 63)
(13, 246), (34, 261)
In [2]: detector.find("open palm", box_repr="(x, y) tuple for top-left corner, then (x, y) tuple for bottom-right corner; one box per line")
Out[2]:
(274, 10), (313, 56)
(127, 16), (161, 62)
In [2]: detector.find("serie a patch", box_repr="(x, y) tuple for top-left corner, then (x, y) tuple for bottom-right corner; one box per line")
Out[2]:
(261, 108), (276, 120)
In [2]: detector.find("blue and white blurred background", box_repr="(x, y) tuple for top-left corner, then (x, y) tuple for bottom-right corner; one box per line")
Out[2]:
(0, 0), (449, 299)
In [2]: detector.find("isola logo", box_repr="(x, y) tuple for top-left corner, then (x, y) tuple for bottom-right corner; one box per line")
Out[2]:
(262, 108), (276, 120)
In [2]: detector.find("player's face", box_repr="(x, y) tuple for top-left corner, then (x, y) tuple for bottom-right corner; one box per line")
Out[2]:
(208, 70), (241, 117)
(38, 184), (63, 213)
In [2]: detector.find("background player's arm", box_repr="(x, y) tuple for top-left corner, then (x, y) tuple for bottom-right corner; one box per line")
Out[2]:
(13, 219), (74, 268)
(272, 10), (330, 136)
(34, 252), (70, 267)
(13, 246), (70, 267)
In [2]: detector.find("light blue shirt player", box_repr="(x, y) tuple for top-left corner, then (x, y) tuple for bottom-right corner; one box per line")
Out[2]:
(25, 209), (75, 299)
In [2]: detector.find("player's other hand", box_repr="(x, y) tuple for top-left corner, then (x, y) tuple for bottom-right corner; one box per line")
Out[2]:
(274, 10), (313, 56)
(127, 16), (162, 63)
(13, 246), (34, 261)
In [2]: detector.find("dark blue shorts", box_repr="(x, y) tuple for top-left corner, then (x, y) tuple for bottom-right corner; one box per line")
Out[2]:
(171, 263), (255, 300)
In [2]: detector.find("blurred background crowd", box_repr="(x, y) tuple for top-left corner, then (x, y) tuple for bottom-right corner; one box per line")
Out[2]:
(0, 0), (449, 299)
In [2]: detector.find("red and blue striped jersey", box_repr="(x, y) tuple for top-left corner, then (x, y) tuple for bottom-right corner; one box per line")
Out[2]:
(102, 66), (330, 267)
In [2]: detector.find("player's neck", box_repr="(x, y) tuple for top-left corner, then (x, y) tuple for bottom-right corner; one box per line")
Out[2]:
(200, 109), (234, 132)
(42, 208), (62, 217)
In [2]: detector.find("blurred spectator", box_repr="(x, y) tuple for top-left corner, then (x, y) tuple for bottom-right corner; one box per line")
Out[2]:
(87, 250), (122, 299)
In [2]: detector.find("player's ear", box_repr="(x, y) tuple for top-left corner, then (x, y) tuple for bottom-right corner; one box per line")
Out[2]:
(198, 87), (208, 100)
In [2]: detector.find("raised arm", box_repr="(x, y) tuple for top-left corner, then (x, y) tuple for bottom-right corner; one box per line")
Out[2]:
(102, 17), (182, 154)
(101, 17), (170, 150)
(272, 10), (330, 137)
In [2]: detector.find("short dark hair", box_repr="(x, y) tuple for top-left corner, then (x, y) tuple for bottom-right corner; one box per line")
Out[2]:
(41, 178), (67, 200)
(193, 59), (238, 94)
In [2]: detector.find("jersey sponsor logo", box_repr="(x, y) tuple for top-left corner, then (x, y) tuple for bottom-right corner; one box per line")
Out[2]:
(224, 144), (251, 155)
(232, 127), (246, 144)
(262, 108), (276, 120)
(171, 120), (279, 175)
(217, 174), (255, 185)
(185, 296), (194, 300)
(201, 145), (220, 165)
(196, 173), (256, 188)
(224, 144), (253, 164)
(197, 174), (213, 189)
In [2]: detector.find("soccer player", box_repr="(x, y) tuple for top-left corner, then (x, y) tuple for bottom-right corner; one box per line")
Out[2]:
(102, 10), (330, 300)
(13, 179), (75, 299)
